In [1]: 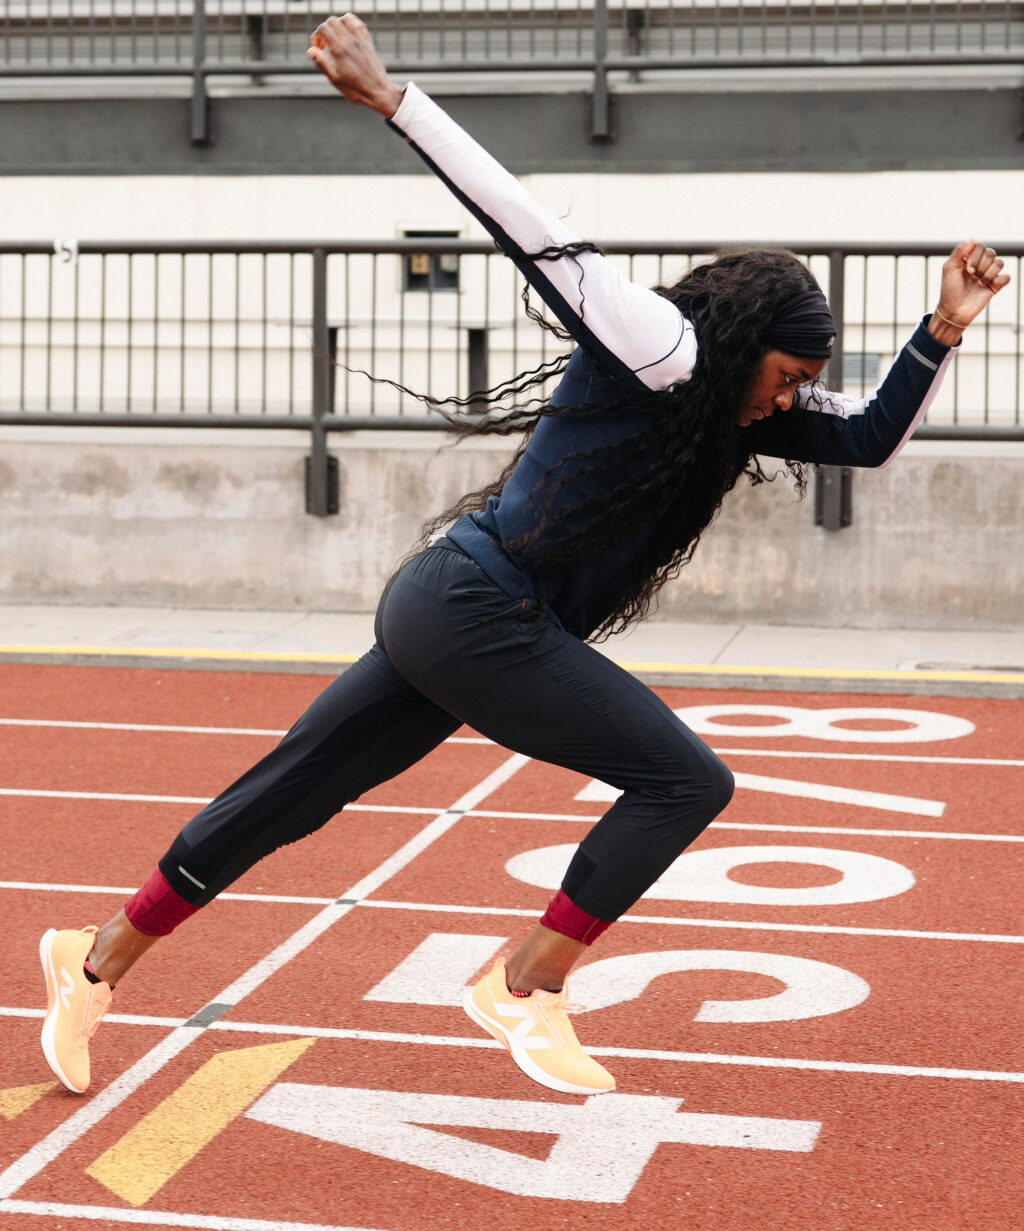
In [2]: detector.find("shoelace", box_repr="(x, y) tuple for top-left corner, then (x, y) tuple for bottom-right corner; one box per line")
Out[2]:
(531, 995), (589, 1049)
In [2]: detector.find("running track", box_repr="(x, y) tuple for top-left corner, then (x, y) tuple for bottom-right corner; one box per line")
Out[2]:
(0, 663), (1021, 1230)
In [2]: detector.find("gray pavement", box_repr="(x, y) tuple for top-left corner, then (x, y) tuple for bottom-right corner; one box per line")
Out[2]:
(1, 604), (1023, 696)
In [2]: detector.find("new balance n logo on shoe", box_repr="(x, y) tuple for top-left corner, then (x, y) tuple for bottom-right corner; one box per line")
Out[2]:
(59, 967), (75, 1014)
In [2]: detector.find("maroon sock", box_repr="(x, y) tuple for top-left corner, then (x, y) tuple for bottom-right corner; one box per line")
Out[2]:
(124, 868), (200, 937)
(539, 889), (612, 944)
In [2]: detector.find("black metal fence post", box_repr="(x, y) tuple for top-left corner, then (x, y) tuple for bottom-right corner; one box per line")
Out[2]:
(191, 0), (211, 145)
(816, 248), (853, 530)
(307, 247), (339, 516)
(467, 327), (489, 412)
(591, 0), (611, 141)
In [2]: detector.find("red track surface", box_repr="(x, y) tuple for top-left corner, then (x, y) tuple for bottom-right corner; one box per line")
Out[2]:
(1, 663), (1022, 1230)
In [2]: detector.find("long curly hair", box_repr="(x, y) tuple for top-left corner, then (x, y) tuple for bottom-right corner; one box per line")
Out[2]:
(401, 245), (828, 638)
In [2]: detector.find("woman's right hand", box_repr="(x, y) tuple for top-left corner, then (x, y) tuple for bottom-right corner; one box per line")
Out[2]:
(927, 239), (1011, 345)
(308, 14), (405, 118)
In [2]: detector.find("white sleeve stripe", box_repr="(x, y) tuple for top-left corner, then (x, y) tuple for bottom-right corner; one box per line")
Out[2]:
(795, 388), (867, 418)
(877, 348), (954, 468)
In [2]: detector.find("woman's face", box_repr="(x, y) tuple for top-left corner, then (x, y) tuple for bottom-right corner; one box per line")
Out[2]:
(738, 350), (828, 427)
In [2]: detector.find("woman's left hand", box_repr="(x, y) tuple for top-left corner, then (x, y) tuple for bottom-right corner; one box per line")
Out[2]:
(928, 240), (1011, 343)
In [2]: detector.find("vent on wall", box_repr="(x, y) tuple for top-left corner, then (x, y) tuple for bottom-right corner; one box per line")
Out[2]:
(403, 231), (460, 293)
(842, 352), (881, 387)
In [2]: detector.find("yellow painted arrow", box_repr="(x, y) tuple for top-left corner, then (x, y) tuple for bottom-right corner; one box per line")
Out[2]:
(86, 1037), (314, 1206)
(0, 1081), (60, 1120)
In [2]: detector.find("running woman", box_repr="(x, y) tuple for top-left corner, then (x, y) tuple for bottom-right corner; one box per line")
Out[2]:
(39, 14), (1010, 1098)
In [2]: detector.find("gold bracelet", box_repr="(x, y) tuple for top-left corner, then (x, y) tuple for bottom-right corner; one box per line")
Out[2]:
(934, 306), (967, 330)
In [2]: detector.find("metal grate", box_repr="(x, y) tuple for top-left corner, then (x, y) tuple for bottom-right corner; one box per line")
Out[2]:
(1, 2), (1020, 70)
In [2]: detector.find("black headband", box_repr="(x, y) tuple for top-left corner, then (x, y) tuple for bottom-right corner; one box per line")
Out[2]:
(763, 289), (836, 359)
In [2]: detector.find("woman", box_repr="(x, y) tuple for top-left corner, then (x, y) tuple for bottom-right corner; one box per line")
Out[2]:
(39, 14), (1009, 1098)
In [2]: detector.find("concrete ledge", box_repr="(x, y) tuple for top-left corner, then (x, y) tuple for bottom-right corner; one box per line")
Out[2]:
(0, 426), (1021, 632)
(3, 599), (1023, 695)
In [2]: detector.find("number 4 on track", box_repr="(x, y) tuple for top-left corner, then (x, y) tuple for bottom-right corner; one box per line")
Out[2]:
(246, 1086), (821, 1202)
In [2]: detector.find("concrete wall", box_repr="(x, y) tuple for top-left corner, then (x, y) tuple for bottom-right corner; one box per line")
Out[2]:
(3, 83), (1023, 177)
(0, 427), (1021, 630)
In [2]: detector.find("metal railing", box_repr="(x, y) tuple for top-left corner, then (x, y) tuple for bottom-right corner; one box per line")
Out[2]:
(3, 2), (1022, 140)
(1, 238), (1021, 514)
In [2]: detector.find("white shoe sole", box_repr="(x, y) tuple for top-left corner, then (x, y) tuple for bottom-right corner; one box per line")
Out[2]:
(39, 928), (87, 1094)
(462, 988), (614, 1097)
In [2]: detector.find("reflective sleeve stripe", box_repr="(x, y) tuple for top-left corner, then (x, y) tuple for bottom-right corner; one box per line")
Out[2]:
(906, 342), (939, 372)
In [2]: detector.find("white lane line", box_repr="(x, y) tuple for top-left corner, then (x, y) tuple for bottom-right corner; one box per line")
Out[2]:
(0, 788), (212, 804)
(3, 790), (1023, 844)
(359, 899), (1024, 944)
(210, 1024), (1024, 1083)
(0, 881), (338, 904)
(1, 1008), (1019, 1085)
(5, 717), (1024, 766)
(0, 752), (529, 1202)
(5, 881), (1023, 943)
(719, 748), (1024, 767)
(469, 808), (1024, 844)
(205, 1024), (1024, 1081)
(0, 881), (140, 896)
(0, 790), (439, 816)
(0, 1201), (386, 1231)
(0, 718), (288, 736)
(0, 788), (446, 813)
(1, 1007), (189, 1028)
(0, 717), (490, 748)
(714, 821), (1024, 842)
(587, 1048), (1024, 1084)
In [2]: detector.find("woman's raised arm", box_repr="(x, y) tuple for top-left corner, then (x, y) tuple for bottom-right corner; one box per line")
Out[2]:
(308, 14), (696, 391)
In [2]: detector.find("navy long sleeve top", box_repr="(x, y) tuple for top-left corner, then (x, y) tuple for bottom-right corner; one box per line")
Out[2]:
(388, 84), (957, 638)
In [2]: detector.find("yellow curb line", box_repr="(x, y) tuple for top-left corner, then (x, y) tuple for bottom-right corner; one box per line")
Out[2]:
(1, 644), (1022, 686)
(615, 662), (1024, 685)
(0, 644), (361, 665)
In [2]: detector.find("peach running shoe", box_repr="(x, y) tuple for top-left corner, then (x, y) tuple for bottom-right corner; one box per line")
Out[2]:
(464, 958), (615, 1095)
(39, 926), (113, 1093)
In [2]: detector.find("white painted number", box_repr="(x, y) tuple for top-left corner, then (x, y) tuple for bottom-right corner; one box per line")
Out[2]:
(365, 932), (870, 1024)
(569, 949), (871, 1022)
(246, 1086), (821, 1201)
(365, 932), (507, 1006)
(673, 704), (975, 744)
(506, 842), (915, 905)
(575, 772), (945, 816)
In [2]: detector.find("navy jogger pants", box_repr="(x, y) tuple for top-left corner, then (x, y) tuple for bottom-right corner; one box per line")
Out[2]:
(158, 541), (734, 920)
